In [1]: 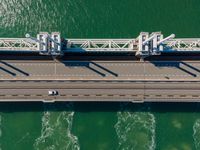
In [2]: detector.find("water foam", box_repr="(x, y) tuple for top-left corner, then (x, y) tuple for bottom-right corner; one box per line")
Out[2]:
(34, 103), (79, 150)
(193, 119), (200, 150)
(115, 103), (156, 150)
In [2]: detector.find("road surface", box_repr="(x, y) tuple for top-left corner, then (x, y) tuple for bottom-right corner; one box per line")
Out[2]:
(1, 60), (200, 81)
(1, 60), (200, 102)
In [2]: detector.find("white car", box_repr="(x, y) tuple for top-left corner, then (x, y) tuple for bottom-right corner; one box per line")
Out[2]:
(48, 90), (58, 96)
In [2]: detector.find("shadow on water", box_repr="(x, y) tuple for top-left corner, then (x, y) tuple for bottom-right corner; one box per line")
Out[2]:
(0, 102), (200, 113)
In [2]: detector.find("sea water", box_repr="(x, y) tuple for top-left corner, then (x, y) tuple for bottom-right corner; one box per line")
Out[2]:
(1, 0), (200, 149)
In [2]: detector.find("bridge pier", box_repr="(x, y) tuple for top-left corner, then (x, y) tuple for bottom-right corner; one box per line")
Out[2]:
(37, 32), (49, 55)
(50, 32), (62, 56)
(136, 32), (175, 59)
(35, 32), (63, 56)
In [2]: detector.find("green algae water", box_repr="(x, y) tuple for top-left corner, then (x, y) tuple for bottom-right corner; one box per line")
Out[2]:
(1, 0), (200, 149)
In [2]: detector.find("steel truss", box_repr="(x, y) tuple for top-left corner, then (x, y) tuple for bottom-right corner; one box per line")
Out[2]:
(0, 38), (38, 51)
(164, 39), (200, 51)
(66, 39), (137, 52)
(1, 33), (200, 57)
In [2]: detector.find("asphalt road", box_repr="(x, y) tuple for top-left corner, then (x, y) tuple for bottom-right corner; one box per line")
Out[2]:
(1, 60), (200, 81)
(1, 60), (200, 102)
(0, 80), (200, 102)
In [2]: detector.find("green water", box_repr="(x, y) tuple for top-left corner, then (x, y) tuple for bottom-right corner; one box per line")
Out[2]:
(1, 0), (200, 149)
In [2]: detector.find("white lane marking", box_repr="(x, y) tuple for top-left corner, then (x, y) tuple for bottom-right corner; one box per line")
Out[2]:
(0, 74), (197, 77)
(12, 64), (52, 66)
(7, 63), (200, 69)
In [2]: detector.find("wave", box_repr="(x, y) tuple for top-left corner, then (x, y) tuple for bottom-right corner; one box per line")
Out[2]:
(34, 103), (79, 150)
(115, 103), (156, 150)
(0, 0), (87, 37)
(193, 119), (200, 150)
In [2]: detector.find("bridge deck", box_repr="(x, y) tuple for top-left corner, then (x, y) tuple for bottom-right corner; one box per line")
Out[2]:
(0, 60), (200, 80)
(0, 81), (200, 102)
(0, 60), (200, 102)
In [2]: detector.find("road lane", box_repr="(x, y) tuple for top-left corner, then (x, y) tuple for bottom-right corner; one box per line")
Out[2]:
(0, 80), (200, 102)
(1, 60), (200, 102)
(1, 60), (200, 80)
(0, 80), (200, 89)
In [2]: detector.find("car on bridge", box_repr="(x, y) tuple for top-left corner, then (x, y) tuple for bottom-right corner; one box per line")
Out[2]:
(48, 90), (58, 96)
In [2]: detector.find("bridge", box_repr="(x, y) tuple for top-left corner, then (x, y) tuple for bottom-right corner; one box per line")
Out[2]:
(1, 32), (200, 58)
(0, 32), (200, 102)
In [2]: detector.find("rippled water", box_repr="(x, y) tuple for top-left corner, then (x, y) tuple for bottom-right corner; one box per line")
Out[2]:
(34, 103), (79, 150)
(1, 0), (200, 149)
(115, 104), (156, 150)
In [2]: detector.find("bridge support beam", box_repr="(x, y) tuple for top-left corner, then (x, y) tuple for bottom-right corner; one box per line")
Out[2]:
(136, 32), (150, 58)
(152, 32), (163, 55)
(50, 32), (62, 56)
(35, 32), (62, 56)
(37, 32), (49, 55)
(136, 32), (175, 59)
